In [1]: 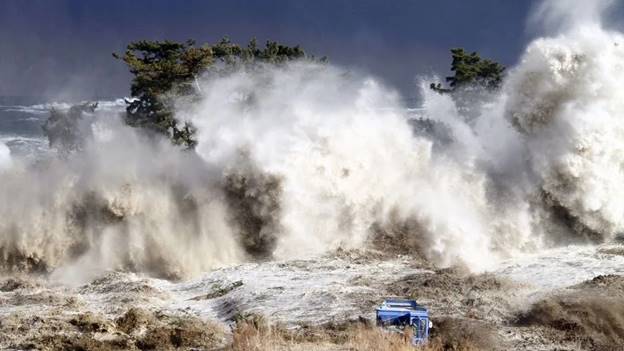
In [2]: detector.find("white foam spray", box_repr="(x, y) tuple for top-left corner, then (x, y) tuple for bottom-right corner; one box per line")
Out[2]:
(1, 0), (623, 281)
(0, 116), (244, 282)
(182, 64), (508, 271)
(0, 142), (11, 171)
(506, 0), (624, 240)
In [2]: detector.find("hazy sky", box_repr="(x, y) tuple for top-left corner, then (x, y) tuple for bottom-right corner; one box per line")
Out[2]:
(0, 0), (616, 101)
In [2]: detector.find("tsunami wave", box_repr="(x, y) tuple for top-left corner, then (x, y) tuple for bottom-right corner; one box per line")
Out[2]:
(0, 0), (622, 282)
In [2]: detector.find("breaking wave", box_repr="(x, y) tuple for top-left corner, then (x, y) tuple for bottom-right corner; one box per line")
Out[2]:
(0, 142), (11, 170)
(1, 0), (623, 281)
(0, 99), (126, 115)
(505, 25), (624, 242)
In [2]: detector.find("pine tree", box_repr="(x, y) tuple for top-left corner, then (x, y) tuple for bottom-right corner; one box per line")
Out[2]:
(430, 48), (505, 93)
(115, 38), (316, 148)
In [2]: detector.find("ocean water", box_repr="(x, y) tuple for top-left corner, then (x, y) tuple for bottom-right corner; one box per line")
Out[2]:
(0, 97), (51, 159)
(0, 97), (126, 160)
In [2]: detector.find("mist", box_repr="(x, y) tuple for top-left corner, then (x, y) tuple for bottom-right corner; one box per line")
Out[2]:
(0, 0), (623, 285)
(4, 2), (624, 350)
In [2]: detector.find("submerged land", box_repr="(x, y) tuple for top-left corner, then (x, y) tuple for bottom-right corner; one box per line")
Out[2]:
(3, 2), (624, 351)
(2, 242), (624, 350)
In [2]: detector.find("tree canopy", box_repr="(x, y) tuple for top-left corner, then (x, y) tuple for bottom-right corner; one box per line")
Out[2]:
(430, 48), (505, 93)
(114, 38), (318, 148)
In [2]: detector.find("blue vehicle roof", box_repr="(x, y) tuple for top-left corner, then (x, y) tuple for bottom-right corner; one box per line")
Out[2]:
(376, 299), (429, 317)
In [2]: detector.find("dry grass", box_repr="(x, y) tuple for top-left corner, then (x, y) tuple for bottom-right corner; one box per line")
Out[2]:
(1, 308), (227, 351)
(515, 295), (624, 349)
(228, 316), (479, 351)
(346, 327), (443, 351)
(230, 318), (293, 351)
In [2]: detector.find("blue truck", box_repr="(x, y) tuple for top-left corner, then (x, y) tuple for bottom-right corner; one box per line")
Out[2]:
(376, 299), (431, 345)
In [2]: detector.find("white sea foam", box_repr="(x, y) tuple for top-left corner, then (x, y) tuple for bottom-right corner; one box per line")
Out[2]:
(0, 0), (623, 283)
(0, 142), (11, 171)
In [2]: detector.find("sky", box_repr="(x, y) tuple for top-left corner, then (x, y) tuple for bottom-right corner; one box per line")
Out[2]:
(0, 0), (617, 101)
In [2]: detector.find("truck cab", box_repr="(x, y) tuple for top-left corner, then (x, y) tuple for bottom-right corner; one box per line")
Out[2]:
(376, 299), (431, 344)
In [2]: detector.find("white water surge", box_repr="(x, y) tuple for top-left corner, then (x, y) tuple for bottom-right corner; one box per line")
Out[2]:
(0, 0), (622, 288)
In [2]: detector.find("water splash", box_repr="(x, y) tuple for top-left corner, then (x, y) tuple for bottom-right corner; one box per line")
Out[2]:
(2, 0), (624, 281)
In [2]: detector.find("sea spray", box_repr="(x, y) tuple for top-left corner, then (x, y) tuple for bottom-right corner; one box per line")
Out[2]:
(183, 63), (526, 271)
(0, 115), (244, 281)
(0, 142), (11, 170)
(2, 0), (624, 279)
(0, 63), (514, 279)
(505, 0), (624, 241)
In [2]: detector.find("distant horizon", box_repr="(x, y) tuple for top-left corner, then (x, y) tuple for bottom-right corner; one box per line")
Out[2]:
(0, 93), (425, 108)
(4, 1), (624, 101)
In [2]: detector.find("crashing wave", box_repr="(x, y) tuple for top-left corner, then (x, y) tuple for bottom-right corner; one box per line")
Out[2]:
(1, 0), (623, 280)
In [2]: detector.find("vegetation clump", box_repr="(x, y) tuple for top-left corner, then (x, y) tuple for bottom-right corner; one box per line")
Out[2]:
(227, 314), (481, 351)
(430, 48), (505, 93)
